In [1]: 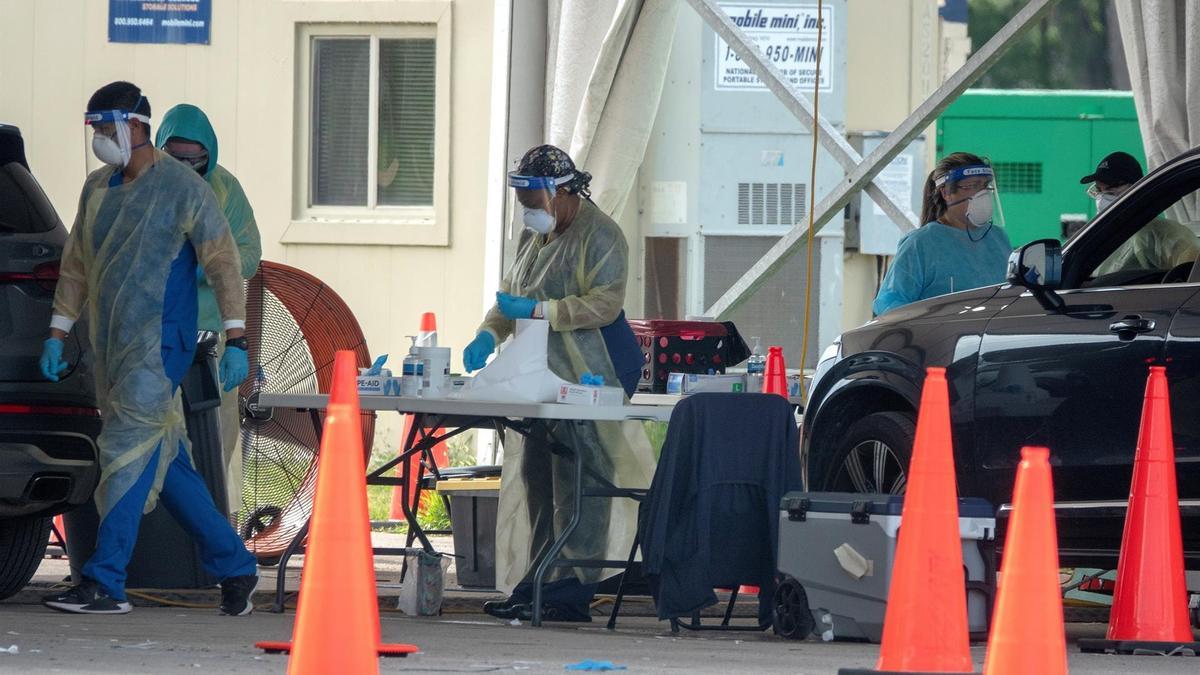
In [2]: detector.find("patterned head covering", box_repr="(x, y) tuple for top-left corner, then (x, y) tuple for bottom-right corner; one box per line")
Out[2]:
(516, 144), (593, 198)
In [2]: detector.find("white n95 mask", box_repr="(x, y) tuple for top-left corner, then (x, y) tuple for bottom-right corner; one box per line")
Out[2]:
(523, 207), (555, 234)
(965, 189), (994, 228)
(1096, 193), (1118, 213)
(92, 133), (128, 167)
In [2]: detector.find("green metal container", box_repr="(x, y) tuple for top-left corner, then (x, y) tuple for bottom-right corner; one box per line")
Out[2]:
(937, 89), (1145, 246)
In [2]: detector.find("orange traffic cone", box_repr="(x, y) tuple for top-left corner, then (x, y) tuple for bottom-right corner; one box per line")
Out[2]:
(840, 367), (975, 675)
(983, 447), (1066, 675)
(418, 312), (438, 346)
(763, 346), (788, 398)
(1079, 366), (1200, 656)
(389, 414), (449, 522)
(256, 351), (418, 667)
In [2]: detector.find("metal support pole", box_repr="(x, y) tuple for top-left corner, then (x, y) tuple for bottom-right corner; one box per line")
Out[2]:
(699, 0), (1061, 319)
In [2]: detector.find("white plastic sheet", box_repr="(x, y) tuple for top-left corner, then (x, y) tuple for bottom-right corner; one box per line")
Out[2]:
(451, 320), (571, 403)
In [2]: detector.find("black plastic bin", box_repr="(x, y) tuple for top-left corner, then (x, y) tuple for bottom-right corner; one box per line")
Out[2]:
(65, 332), (231, 588)
(434, 466), (501, 589)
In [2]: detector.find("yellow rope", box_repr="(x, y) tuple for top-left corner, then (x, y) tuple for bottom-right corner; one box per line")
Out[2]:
(798, 0), (824, 404)
(126, 590), (218, 609)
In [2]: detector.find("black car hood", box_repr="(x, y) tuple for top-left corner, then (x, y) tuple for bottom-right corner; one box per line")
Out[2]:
(860, 284), (1009, 328)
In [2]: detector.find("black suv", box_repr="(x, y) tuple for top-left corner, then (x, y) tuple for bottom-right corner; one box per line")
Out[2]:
(804, 146), (1200, 568)
(0, 125), (100, 598)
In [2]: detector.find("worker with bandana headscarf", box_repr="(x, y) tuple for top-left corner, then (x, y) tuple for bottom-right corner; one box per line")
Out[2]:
(466, 145), (654, 622)
(156, 104), (262, 515)
(38, 82), (258, 616)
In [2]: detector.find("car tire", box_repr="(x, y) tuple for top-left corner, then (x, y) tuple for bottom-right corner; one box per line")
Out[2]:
(0, 516), (51, 600)
(821, 411), (914, 494)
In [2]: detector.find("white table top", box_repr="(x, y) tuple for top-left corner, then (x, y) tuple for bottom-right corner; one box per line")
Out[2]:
(255, 392), (676, 423)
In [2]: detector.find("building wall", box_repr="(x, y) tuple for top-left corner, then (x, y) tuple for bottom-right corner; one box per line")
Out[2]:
(0, 0), (497, 454)
(0, 0), (496, 388)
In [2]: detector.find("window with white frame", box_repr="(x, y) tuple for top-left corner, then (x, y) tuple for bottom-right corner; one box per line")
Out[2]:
(311, 33), (435, 208)
(292, 20), (450, 245)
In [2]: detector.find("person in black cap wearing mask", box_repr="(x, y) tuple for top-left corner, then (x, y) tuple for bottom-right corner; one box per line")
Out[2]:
(1083, 151), (1199, 276)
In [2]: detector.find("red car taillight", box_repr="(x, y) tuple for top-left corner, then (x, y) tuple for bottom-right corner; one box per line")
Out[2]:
(0, 404), (100, 417)
(0, 261), (60, 292)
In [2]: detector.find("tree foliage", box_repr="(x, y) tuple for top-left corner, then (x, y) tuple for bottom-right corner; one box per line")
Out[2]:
(969, 0), (1128, 90)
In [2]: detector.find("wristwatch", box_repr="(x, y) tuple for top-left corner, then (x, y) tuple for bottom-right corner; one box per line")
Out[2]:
(226, 336), (250, 351)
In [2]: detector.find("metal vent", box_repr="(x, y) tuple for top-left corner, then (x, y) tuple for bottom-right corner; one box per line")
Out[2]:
(993, 162), (1043, 194)
(738, 182), (807, 225)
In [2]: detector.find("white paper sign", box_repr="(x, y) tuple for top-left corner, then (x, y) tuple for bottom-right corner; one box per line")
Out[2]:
(715, 3), (834, 92)
(871, 154), (915, 217)
(651, 181), (688, 225)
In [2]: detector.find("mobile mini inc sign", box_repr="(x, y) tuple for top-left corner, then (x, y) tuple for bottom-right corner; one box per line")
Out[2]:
(109, 0), (212, 45)
(715, 3), (834, 92)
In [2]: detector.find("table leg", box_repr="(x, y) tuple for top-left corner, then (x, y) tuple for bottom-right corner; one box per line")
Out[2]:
(271, 520), (310, 613)
(399, 414), (434, 553)
(530, 430), (585, 627)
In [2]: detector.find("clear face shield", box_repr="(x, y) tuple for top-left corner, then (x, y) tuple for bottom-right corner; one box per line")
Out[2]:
(937, 165), (1005, 240)
(507, 172), (574, 238)
(84, 109), (151, 170)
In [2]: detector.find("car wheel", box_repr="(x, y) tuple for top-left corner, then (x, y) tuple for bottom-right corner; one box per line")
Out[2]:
(0, 516), (52, 600)
(823, 411), (913, 494)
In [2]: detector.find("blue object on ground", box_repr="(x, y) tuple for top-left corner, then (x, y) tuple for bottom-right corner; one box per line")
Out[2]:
(565, 661), (627, 672)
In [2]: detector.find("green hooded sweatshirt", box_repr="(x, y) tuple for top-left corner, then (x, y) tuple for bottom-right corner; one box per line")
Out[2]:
(156, 104), (262, 332)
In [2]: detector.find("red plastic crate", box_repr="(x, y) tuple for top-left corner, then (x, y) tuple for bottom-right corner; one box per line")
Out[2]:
(627, 320), (733, 393)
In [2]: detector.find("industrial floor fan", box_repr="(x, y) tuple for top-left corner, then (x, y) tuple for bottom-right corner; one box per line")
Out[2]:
(236, 261), (374, 563)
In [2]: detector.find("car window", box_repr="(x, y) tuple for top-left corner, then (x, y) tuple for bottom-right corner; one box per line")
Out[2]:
(1084, 186), (1200, 286)
(0, 162), (59, 234)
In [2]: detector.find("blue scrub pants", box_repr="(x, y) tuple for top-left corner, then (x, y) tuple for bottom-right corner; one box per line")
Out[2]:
(82, 234), (257, 601)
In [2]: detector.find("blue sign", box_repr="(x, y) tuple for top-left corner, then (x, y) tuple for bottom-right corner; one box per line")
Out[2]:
(108, 0), (212, 45)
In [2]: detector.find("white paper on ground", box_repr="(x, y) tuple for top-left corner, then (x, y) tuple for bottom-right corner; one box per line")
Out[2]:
(451, 319), (571, 403)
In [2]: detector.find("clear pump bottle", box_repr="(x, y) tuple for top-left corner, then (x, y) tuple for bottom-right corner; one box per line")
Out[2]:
(746, 336), (766, 393)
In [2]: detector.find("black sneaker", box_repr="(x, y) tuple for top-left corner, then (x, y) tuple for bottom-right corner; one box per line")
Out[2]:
(219, 574), (259, 616)
(42, 579), (131, 615)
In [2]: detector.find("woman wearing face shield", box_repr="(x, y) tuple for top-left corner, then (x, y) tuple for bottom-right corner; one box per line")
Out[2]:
(463, 145), (654, 622)
(872, 152), (1014, 316)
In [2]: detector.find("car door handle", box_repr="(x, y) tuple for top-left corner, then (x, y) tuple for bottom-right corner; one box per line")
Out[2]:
(1109, 317), (1156, 334)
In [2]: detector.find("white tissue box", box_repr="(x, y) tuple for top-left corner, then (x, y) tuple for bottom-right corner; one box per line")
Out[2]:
(556, 384), (625, 406)
(666, 373), (747, 395)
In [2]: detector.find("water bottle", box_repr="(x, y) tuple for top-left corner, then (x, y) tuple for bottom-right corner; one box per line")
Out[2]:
(746, 336), (766, 393)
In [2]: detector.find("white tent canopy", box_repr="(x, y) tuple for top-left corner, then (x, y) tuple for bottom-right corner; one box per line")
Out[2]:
(1117, 0), (1200, 219)
(544, 0), (680, 216)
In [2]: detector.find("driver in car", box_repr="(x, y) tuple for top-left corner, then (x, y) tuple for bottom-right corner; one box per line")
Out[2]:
(1084, 151), (1199, 277)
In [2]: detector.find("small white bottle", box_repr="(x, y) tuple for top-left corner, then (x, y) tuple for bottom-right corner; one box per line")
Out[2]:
(746, 336), (766, 393)
(401, 336), (425, 397)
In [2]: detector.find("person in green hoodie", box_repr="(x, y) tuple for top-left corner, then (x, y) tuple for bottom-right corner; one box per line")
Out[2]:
(155, 104), (262, 516)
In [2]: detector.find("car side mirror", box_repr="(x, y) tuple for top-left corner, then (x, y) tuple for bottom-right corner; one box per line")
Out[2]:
(1007, 239), (1064, 312)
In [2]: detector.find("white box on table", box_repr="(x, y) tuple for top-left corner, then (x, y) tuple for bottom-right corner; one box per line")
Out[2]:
(357, 375), (404, 396)
(556, 384), (625, 406)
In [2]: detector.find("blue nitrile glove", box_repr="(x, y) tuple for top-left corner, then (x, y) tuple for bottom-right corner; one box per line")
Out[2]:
(579, 372), (605, 386)
(496, 292), (538, 320)
(196, 266), (206, 283)
(220, 345), (249, 392)
(366, 354), (388, 376)
(39, 338), (68, 382)
(565, 661), (626, 672)
(463, 332), (496, 373)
